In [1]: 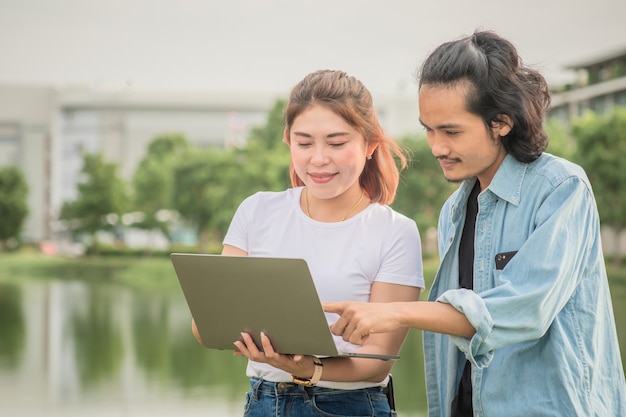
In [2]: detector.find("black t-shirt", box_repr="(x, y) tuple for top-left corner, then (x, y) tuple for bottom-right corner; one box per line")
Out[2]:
(451, 181), (480, 417)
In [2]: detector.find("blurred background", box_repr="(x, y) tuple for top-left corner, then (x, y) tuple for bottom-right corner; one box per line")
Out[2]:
(1, 0), (625, 416)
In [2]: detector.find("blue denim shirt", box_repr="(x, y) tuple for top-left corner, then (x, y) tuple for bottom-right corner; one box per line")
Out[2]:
(424, 153), (626, 417)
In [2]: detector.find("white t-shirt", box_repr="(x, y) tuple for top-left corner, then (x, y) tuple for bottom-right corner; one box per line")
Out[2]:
(223, 186), (424, 389)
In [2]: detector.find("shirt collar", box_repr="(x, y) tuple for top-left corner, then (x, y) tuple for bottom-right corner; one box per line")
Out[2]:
(485, 154), (527, 206)
(449, 154), (528, 221)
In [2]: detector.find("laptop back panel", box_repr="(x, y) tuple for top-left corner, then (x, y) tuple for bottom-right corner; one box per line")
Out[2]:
(171, 253), (341, 356)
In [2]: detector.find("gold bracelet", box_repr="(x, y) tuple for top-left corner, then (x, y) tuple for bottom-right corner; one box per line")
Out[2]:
(292, 357), (323, 386)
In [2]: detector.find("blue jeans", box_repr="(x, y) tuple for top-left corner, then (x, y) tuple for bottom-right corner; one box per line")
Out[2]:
(244, 378), (395, 417)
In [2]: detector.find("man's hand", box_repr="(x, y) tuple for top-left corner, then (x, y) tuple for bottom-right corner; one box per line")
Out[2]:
(323, 301), (403, 345)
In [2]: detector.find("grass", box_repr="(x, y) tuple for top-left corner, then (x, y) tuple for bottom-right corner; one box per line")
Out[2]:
(0, 251), (180, 290)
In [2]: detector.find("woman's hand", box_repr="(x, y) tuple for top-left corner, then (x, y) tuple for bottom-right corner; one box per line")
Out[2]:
(191, 319), (203, 344)
(233, 332), (317, 378)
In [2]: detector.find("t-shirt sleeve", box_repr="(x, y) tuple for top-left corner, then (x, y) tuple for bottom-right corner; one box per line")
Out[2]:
(375, 215), (425, 289)
(222, 193), (257, 252)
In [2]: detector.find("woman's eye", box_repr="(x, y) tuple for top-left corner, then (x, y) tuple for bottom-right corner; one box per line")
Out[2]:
(296, 142), (312, 147)
(329, 142), (346, 148)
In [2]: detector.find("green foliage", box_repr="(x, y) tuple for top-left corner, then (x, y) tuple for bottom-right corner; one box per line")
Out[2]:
(171, 149), (238, 250)
(132, 133), (190, 232)
(169, 101), (291, 250)
(545, 118), (576, 159)
(145, 133), (190, 158)
(393, 134), (458, 235)
(572, 107), (626, 230)
(247, 99), (286, 150)
(0, 166), (29, 249)
(169, 144), (291, 250)
(60, 153), (129, 240)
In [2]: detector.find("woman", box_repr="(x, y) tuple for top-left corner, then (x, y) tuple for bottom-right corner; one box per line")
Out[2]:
(193, 69), (423, 417)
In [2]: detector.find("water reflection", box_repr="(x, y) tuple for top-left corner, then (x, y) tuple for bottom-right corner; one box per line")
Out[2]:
(0, 279), (428, 416)
(0, 284), (25, 369)
(0, 280), (253, 416)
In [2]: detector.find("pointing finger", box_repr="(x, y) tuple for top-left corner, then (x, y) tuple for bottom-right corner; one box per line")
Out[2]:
(322, 302), (345, 314)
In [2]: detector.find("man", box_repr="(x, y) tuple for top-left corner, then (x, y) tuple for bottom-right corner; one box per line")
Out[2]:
(324, 30), (626, 416)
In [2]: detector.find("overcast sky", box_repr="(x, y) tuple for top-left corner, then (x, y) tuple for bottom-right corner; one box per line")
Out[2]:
(1, 0), (625, 96)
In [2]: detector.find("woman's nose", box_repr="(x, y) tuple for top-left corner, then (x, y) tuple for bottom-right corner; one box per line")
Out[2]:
(310, 146), (329, 165)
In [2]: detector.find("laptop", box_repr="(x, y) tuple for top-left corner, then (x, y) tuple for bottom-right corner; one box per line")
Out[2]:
(170, 253), (399, 360)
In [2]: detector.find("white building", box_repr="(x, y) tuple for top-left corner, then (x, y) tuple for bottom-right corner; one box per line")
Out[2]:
(549, 45), (626, 124)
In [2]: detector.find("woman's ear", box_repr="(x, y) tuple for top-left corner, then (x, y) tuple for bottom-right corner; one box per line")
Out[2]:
(283, 128), (290, 146)
(367, 142), (379, 158)
(492, 115), (513, 137)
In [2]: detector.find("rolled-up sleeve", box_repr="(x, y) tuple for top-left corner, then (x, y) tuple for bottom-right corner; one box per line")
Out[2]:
(437, 289), (494, 367)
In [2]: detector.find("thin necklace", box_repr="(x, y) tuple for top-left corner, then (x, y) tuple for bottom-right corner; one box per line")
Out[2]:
(303, 188), (365, 222)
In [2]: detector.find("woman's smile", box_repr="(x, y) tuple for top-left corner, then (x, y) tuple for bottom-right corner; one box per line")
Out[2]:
(308, 171), (337, 184)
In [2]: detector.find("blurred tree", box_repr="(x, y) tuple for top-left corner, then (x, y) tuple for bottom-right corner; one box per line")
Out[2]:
(171, 149), (237, 252)
(393, 134), (458, 241)
(132, 133), (190, 235)
(247, 99), (286, 150)
(244, 97), (291, 191)
(226, 98), (291, 230)
(545, 118), (576, 160)
(170, 98), (291, 251)
(236, 97), (291, 191)
(0, 166), (29, 251)
(572, 107), (626, 265)
(59, 153), (129, 248)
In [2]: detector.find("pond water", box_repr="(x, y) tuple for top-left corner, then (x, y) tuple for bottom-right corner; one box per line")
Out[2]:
(1, 277), (624, 417)
(0, 279), (429, 416)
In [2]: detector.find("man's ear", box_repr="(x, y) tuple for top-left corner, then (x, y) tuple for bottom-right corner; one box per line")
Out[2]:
(492, 115), (513, 137)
